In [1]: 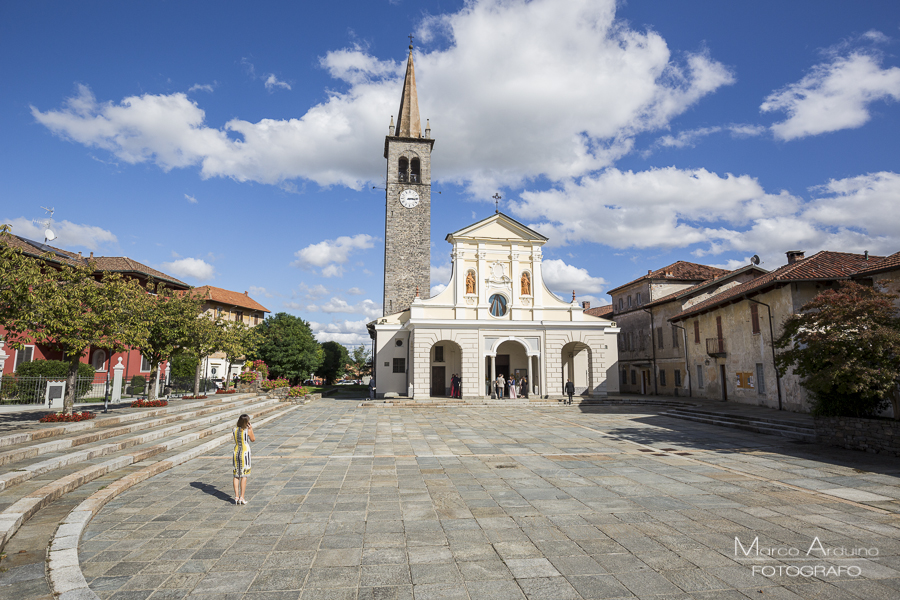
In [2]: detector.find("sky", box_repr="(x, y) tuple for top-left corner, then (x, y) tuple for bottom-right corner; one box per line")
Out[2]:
(3, 0), (900, 347)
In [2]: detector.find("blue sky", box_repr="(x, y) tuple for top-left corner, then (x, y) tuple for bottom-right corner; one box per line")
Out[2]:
(3, 0), (899, 346)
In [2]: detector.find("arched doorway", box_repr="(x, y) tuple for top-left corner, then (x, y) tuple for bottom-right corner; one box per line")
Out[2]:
(430, 340), (462, 397)
(561, 342), (592, 396)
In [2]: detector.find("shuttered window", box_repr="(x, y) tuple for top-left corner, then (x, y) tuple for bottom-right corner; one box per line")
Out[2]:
(750, 303), (761, 334)
(693, 321), (700, 344)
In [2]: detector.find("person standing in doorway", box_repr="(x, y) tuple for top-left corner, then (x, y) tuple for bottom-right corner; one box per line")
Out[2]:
(565, 379), (575, 406)
(496, 374), (505, 399)
(521, 376), (528, 398)
(508, 377), (517, 399)
(232, 414), (254, 504)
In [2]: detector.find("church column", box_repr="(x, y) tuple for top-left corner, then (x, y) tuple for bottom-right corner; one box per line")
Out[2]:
(526, 354), (533, 398)
(489, 354), (496, 399)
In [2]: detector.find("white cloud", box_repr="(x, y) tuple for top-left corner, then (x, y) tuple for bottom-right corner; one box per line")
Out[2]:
(430, 283), (447, 296)
(648, 123), (764, 153)
(2, 216), (117, 251)
(264, 74), (291, 91)
(295, 282), (330, 300)
(184, 193), (198, 204)
(188, 83), (215, 93)
(248, 285), (277, 298)
(541, 259), (607, 297)
(347, 287), (364, 295)
(431, 262), (452, 286)
(292, 234), (376, 277)
(309, 319), (371, 347)
(159, 257), (215, 281)
(307, 296), (382, 319)
(762, 49), (900, 140)
(31, 0), (732, 190)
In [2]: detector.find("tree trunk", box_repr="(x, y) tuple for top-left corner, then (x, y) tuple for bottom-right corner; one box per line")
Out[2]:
(148, 363), (158, 401)
(63, 355), (81, 415)
(193, 361), (202, 396)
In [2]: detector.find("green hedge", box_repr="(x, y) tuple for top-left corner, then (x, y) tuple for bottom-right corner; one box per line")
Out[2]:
(9, 360), (96, 403)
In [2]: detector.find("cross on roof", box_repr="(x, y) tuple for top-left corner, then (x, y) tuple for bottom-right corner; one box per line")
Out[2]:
(408, 33), (414, 47)
(493, 193), (501, 214)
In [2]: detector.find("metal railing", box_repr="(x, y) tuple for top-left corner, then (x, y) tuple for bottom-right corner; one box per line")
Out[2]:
(706, 337), (726, 357)
(0, 374), (108, 406)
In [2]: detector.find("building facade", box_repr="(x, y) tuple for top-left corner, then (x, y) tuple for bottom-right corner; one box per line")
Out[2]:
(192, 286), (270, 381)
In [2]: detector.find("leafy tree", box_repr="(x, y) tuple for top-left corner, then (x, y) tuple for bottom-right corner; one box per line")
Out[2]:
(138, 282), (203, 401)
(168, 350), (198, 380)
(256, 313), (322, 384)
(347, 345), (372, 380)
(775, 281), (900, 418)
(0, 236), (148, 413)
(317, 341), (350, 385)
(219, 320), (262, 388)
(184, 312), (225, 396)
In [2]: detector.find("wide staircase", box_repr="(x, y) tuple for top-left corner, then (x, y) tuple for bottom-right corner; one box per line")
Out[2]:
(0, 392), (301, 599)
(360, 396), (693, 408)
(662, 405), (816, 442)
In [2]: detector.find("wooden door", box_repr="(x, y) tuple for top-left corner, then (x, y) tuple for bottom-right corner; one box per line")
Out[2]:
(431, 366), (446, 397)
(720, 365), (727, 401)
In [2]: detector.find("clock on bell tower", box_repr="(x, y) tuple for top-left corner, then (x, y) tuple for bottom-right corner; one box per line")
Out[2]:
(383, 42), (435, 316)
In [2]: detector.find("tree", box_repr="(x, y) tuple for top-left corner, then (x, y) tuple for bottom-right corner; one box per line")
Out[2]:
(317, 341), (350, 385)
(256, 313), (322, 384)
(0, 237), (148, 413)
(775, 281), (900, 418)
(347, 345), (372, 380)
(219, 320), (262, 388)
(185, 313), (225, 396)
(138, 283), (202, 401)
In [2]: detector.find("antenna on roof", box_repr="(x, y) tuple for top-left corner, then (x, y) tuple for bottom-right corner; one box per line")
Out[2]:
(750, 255), (760, 266)
(32, 207), (56, 243)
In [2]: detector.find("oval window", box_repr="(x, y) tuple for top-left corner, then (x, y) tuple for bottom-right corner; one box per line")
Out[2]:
(489, 294), (508, 317)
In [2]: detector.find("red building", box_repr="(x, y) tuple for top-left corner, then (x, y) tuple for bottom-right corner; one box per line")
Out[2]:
(0, 234), (190, 385)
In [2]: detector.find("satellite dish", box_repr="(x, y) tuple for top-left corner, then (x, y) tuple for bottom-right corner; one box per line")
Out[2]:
(750, 255), (760, 265)
(44, 229), (57, 242)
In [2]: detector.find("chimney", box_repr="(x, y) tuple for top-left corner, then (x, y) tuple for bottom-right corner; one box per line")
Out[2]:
(582, 301), (590, 310)
(77, 251), (82, 258)
(89, 252), (93, 259)
(244, 291), (248, 295)
(864, 250), (869, 261)
(647, 269), (652, 275)
(785, 250), (805, 264)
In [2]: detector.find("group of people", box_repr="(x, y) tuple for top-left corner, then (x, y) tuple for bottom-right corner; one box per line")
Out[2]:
(493, 373), (528, 399)
(449, 374), (463, 398)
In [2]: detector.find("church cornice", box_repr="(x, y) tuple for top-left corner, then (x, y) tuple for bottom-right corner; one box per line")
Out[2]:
(383, 135), (435, 159)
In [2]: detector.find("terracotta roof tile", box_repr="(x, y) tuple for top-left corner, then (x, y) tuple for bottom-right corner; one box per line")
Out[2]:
(92, 256), (188, 288)
(584, 304), (614, 318)
(192, 286), (270, 313)
(2, 234), (86, 267)
(607, 261), (730, 294)
(853, 251), (900, 276)
(669, 251), (881, 322)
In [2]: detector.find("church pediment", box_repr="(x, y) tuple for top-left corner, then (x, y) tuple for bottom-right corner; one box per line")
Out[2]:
(445, 212), (548, 244)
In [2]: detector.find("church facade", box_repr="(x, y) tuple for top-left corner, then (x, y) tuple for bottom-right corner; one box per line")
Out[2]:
(368, 45), (619, 400)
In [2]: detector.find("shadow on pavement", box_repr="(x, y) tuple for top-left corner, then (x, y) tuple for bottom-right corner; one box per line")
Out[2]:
(189, 481), (234, 503)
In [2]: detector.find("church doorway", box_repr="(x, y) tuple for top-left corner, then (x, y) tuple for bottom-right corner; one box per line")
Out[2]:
(429, 341), (462, 397)
(561, 342), (592, 396)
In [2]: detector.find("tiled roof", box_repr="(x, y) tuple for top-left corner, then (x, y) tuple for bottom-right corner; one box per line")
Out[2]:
(641, 265), (769, 310)
(92, 256), (188, 288)
(2, 235), (188, 287)
(193, 286), (270, 313)
(669, 251), (881, 322)
(853, 251), (900, 276)
(607, 261), (730, 294)
(584, 304), (614, 318)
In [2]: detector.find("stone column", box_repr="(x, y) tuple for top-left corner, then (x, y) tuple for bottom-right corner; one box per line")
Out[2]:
(490, 355), (496, 399)
(0, 341), (8, 395)
(111, 357), (125, 403)
(526, 354), (533, 398)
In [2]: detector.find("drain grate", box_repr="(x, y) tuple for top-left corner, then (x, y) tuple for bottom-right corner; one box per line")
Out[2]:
(495, 464), (518, 469)
(638, 449), (655, 452)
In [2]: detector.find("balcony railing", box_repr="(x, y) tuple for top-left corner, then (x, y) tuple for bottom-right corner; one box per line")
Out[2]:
(706, 337), (726, 357)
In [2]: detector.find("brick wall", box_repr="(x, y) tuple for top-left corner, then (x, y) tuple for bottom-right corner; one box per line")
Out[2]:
(815, 416), (900, 456)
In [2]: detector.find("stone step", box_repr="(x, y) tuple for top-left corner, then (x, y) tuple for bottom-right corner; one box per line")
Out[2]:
(0, 398), (293, 551)
(668, 406), (815, 429)
(0, 396), (280, 494)
(0, 393), (270, 468)
(663, 409), (816, 442)
(0, 392), (258, 449)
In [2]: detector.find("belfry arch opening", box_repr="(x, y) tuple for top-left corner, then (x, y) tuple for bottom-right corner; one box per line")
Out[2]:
(398, 157), (409, 182)
(410, 158), (420, 183)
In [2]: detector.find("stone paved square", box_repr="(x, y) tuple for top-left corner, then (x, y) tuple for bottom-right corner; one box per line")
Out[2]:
(80, 401), (900, 599)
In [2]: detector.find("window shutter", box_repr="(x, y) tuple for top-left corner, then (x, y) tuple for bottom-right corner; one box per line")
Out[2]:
(750, 304), (760, 334)
(693, 321), (700, 344)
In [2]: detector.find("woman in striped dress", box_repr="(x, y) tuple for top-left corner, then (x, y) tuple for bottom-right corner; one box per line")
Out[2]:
(232, 414), (254, 504)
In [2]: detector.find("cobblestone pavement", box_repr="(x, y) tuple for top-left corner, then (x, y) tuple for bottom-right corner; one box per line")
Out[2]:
(78, 400), (900, 599)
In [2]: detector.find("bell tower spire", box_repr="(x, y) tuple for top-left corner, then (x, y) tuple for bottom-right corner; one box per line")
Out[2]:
(382, 40), (435, 316)
(395, 42), (421, 138)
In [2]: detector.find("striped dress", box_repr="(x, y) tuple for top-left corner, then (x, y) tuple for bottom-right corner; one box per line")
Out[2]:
(232, 427), (251, 477)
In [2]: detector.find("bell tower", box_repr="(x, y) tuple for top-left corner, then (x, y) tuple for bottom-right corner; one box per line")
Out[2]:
(383, 42), (434, 316)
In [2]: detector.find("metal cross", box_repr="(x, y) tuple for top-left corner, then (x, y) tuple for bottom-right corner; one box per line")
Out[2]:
(408, 33), (414, 47)
(492, 193), (501, 214)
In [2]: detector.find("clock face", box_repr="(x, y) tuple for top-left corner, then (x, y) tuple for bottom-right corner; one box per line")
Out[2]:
(399, 189), (420, 208)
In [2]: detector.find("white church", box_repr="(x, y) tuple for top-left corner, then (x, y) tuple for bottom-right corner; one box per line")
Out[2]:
(368, 44), (620, 401)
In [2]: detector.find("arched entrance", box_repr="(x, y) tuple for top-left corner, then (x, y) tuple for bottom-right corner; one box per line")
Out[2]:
(485, 337), (539, 398)
(429, 340), (462, 397)
(561, 342), (592, 396)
